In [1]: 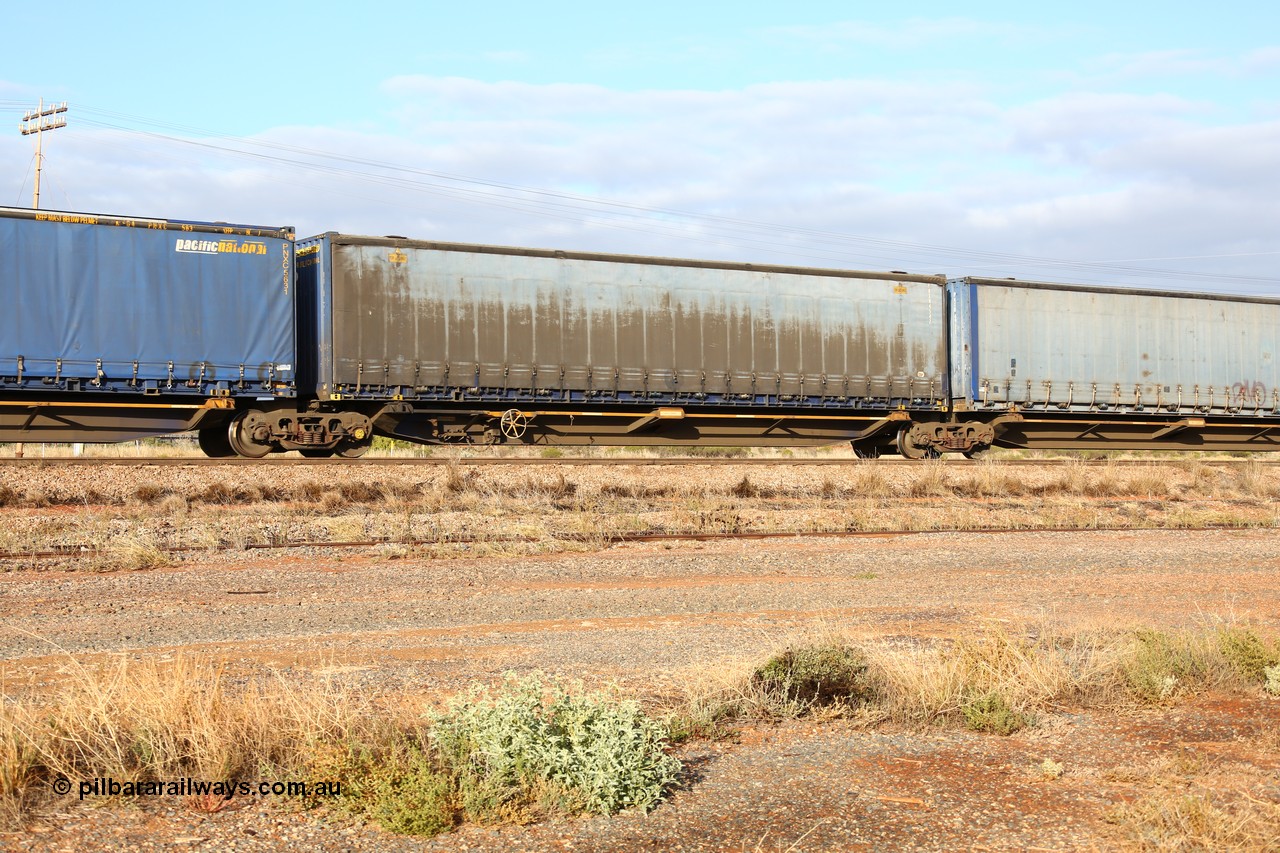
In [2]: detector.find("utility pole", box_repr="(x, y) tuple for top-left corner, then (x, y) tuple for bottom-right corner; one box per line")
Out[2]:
(20, 99), (68, 209)
(16, 100), (68, 458)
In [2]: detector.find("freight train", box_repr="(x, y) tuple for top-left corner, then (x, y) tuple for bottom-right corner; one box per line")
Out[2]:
(3, 205), (1279, 458)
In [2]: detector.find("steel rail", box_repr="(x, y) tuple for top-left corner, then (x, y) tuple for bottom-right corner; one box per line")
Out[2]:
(0, 524), (1265, 562)
(0, 456), (1276, 468)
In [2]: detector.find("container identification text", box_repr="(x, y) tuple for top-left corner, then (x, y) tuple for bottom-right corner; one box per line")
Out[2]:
(175, 238), (269, 256)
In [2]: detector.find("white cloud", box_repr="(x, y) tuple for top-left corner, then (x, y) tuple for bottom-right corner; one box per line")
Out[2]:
(0, 74), (1274, 291)
(1243, 46), (1280, 73)
(1076, 45), (1280, 85)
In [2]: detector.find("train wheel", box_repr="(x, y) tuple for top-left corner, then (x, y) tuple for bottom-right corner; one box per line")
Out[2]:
(226, 412), (272, 459)
(335, 440), (371, 459)
(197, 426), (235, 458)
(897, 428), (940, 460)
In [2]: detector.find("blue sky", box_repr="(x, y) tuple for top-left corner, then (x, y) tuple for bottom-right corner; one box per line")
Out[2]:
(2, 2), (1277, 290)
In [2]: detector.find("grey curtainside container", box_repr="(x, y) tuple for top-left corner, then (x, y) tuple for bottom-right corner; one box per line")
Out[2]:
(949, 277), (1280, 417)
(298, 235), (949, 410)
(0, 207), (296, 398)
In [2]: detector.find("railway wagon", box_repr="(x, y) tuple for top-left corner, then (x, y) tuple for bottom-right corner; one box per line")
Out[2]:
(947, 278), (1280, 453)
(291, 234), (950, 455)
(0, 207), (297, 453)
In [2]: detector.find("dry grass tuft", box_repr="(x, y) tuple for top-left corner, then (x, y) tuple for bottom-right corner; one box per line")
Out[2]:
(847, 465), (893, 499)
(442, 465), (478, 495)
(132, 483), (169, 504)
(669, 622), (1280, 740)
(256, 483), (289, 502)
(1121, 470), (1172, 498)
(337, 481), (385, 503)
(1112, 790), (1280, 851)
(319, 491), (349, 513)
(196, 483), (254, 505)
(865, 624), (1114, 730)
(1231, 460), (1277, 498)
(503, 473), (577, 501)
(295, 481), (326, 502)
(2, 659), (679, 836)
(727, 475), (776, 499)
(907, 463), (950, 498)
(91, 533), (173, 572)
(599, 483), (676, 500)
(0, 655), (376, 824)
(950, 462), (1019, 498)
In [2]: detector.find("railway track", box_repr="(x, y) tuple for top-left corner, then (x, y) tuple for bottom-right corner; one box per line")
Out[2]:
(0, 523), (1264, 562)
(2, 455), (1276, 467)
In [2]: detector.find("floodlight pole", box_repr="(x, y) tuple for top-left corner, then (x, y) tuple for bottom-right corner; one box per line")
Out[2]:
(19, 99), (68, 209)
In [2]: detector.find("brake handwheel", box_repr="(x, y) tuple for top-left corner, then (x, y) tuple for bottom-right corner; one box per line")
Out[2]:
(499, 409), (530, 440)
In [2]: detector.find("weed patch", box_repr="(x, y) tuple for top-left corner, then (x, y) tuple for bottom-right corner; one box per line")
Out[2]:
(1215, 626), (1280, 683)
(673, 623), (1280, 742)
(960, 691), (1033, 734)
(1121, 629), (1214, 704)
(754, 642), (875, 706)
(431, 673), (679, 820)
(2, 662), (680, 837)
(1265, 665), (1280, 696)
(729, 475), (758, 498)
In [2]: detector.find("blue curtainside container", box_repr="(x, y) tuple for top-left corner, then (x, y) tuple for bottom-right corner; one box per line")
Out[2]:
(949, 277), (1280, 418)
(0, 207), (296, 399)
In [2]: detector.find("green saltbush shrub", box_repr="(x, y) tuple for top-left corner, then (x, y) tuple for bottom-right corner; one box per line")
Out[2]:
(430, 673), (680, 820)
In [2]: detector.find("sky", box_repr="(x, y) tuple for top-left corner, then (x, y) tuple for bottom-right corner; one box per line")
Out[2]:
(1, 1), (1277, 293)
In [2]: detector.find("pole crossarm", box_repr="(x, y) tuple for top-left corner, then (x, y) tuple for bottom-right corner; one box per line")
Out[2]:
(19, 101), (68, 135)
(17, 98), (69, 211)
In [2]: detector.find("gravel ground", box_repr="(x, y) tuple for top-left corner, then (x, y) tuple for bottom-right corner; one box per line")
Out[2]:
(6, 691), (1278, 851)
(2, 462), (1280, 850)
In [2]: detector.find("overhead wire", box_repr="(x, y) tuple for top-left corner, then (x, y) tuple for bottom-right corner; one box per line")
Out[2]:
(21, 104), (1280, 290)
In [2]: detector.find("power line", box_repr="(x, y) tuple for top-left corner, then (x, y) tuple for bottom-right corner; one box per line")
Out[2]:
(35, 105), (1280, 289)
